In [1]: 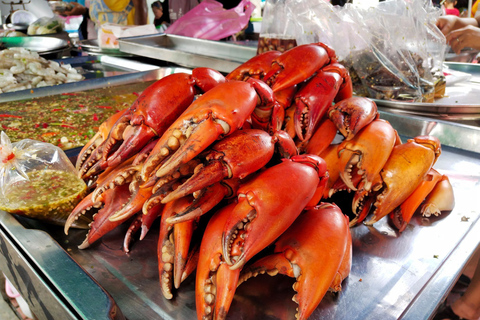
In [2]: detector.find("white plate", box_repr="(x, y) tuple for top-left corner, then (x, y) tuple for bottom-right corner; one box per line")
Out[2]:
(10, 10), (37, 25)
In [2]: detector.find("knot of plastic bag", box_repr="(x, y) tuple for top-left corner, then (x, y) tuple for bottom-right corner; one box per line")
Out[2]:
(0, 132), (15, 164)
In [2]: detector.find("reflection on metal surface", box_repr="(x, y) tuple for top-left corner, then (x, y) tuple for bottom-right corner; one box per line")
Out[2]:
(379, 110), (480, 153)
(0, 36), (69, 53)
(0, 213), (124, 319)
(0, 145), (479, 320)
(373, 62), (480, 117)
(118, 34), (257, 73)
(74, 39), (133, 57)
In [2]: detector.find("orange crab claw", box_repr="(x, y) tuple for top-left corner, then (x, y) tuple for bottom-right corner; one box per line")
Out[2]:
(304, 117), (338, 156)
(293, 63), (352, 142)
(364, 135), (441, 225)
(158, 196), (199, 299)
(196, 202), (242, 320)
(238, 203), (350, 320)
(350, 175), (382, 227)
(264, 42), (337, 93)
(316, 144), (342, 199)
(328, 97), (379, 141)
(390, 168), (444, 232)
(226, 50), (282, 81)
(141, 80), (273, 182)
(166, 179), (240, 225)
(330, 222), (352, 292)
(221, 154), (327, 270)
(337, 119), (397, 192)
(162, 129), (293, 204)
(421, 175), (455, 217)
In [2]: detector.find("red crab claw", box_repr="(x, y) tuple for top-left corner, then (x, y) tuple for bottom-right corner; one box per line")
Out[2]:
(364, 135), (441, 225)
(88, 140), (159, 223)
(328, 97), (379, 141)
(264, 42), (337, 93)
(65, 183), (132, 249)
(316, 144), (342, 199)
(421, 175), (455, 217)
(238, 203), (350, 320)
(123, 199), (165, 253)
(337, 119), (397, 192)
(141, 79), (272, 182)
(162, 129), (296, 204)
(221, 154), (327, 270)
(390, 169), (454, 232)
(158, 196), (199, 299)
(226, 50), (281, 81)
(196, 202), (243, 320)
(100, 69), (225, 171)
(293, 62), (352, 142)
(76, 108), (128, 180)
(123, 213), (142, 253)
(166, 178), (241, 224)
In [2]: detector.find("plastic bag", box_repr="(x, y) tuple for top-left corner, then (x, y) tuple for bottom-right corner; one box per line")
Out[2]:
(0, 132), (88, 228)
(286, 0), (446, 102)
(27, 16), (64, 35)
(257, 0), (298, 54)
(165, 0), (255, 41)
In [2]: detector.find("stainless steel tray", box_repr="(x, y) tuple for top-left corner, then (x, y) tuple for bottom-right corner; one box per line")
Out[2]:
(1, 113), (480, 320)
(0, 36), (69, 53)
(374, 62), (480, 116)
(74, 39), (133, 57)
(118, 34), (257, 73)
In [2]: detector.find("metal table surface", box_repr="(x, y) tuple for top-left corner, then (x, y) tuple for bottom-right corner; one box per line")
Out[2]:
(0, 110), (479, 320)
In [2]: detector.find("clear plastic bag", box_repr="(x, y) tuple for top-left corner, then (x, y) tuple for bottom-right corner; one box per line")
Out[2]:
(256, 0), (298, 54)
(286, 0), (446, 102)
(27, 16), (65, 35)
(0, 132), (88, 228)
(165, 0), (255, 41)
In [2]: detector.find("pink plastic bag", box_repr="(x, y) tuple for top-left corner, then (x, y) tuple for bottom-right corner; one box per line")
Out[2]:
(165, 0), (255, 40)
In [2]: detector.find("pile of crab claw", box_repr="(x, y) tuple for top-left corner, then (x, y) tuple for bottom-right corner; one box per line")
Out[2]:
(65, 42), (455, 320)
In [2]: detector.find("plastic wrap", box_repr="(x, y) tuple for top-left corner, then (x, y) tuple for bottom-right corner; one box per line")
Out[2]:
(27, 16), (64, 35)
(165, 0), (255, 41)
(0, 132), (88, 227)
(287, 0), (446, 102)
(256, 0), (297, 53)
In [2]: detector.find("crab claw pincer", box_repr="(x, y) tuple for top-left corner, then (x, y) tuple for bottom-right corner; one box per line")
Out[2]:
(328, 97), (379, 141)
(293, 62), (353, 142)
(76, 108), (128, 182)
(100, 69), (225, 172)
(365, 135), (441, 225)
(221, 154), (328, 271)
(161, 129), (296, 204)
(238, 203), (351, 320)
(141, 79), (274, 182)
(195, 202), (243, 320)
(264, 42), (337, 93)
(337, 119), (397, 192)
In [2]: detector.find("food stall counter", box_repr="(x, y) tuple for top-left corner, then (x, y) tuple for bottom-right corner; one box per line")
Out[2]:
(0, 109), (479, 320)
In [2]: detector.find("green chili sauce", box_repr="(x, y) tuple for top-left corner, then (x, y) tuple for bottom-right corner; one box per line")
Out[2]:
(0, 169), (87, 226)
